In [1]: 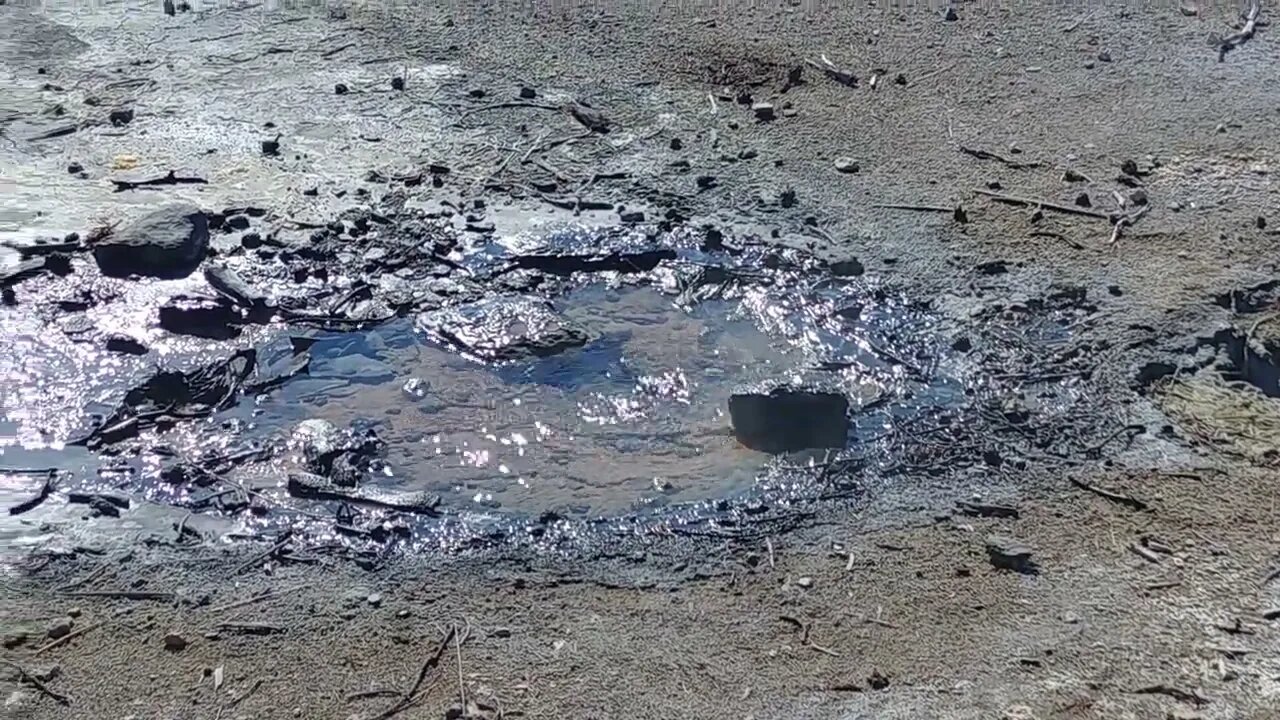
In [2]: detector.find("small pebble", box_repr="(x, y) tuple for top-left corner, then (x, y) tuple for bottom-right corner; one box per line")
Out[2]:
(340, 610), (358, 620)
(751, 102), (775, 122)
(334, 83), (349, 95)
(163, 633), (188, 652)
(391, 76), (405, 91)
(518, 86), (537, 99)
(1097, 50), (1112, 62)
(396, 609), (410, 619)
(796, 576), (814, 588)
(834, 157), (860, 174)
(45, 618), (73, 640)
(66, 607), (81, 618)
(492, 627), (512, 638)
(366, 592), (383, 607)
(943, 6), (958, 21)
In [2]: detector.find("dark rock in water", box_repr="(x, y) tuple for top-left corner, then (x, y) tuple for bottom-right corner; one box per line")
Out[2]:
(985, 534), (1037, 574)
(728, 385), (849, 453)
(829, 258), (864, 277)
(158, 295), (242, 339)
(261, 136), (280, 156)
(509, 248), (675, 276)
(93, 203), (209, 279)
(334, 82), (349, 95)
(519, 86), (537, 99)
(417, 297), (590, 362)
(286, 472), (440, 515)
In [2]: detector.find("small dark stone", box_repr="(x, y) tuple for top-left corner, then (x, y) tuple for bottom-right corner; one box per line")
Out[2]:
(2, 632), (28, 650)
(1120, 159), (1140, 177)
(163, 633), (188, 652)
(225, 215), (250, 231)
(391, 76), (406, 91)
(1257, 216), (1267, 230)
(975, 260), (1008, 275)
(943, 6), (958, 21)
(334, 83), (349, 95)
(46, 618), (74, 640)
(985, 535), (1037, 574)
(953, 205), (969, 223)
(163, 0), (175, 15)
(1108, 285), (1123, 297)
(619, 211), (645, 223)
(468, 87), (485, 98)
(518, 86), (537, 99)
(67, 162), (83, 174)
(1062, 169), (1087, 182)
(868, 670), (891, 690)
(1074, 192), (1092, 208)
(108, 108), (134, 126)
(106, 335), (149, 355)
(1128, 188), (1149, 206)
(240, 232), (263, 249)
(261, 137), (280, 156)
(1097, 50), (1112, 62)
(669, 137), (683, 151)
(696, 175), (718, 190)
(952, 336), (972, 352)
(829, 258), (864, 277)
(779, 188), (797, 208)
(728, 385), (849, 453)
(986, 179), (1003, 190)
(752, 102), (775, 122)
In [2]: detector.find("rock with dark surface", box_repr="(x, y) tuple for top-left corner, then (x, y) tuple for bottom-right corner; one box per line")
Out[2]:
(158, 295), (243, 339)
(985, 534), (1038, 574)
(417, 297), (590, 362)
(94, 204), (209, 279)
(163, 633), (188, 651)
(45, 617), (73, 640)
(728, 385), (849, 453)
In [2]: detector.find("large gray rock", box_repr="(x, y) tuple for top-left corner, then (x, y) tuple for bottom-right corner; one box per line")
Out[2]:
(94, 203), (209, 278)
(728, 385), (849, 453)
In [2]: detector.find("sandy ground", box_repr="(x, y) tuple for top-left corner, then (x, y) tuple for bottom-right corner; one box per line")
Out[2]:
(4, 1), (1280, 718)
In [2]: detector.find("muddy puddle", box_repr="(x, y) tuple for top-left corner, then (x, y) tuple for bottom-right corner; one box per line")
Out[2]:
(1, 213), (973, 553)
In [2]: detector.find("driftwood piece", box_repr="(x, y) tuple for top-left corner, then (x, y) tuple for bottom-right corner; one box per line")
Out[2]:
(1069, 477), (1149, 510)
(1218, 0), (1261, 61)
(7, 471), (56, 515)
(974, 188), (1116, 221)
(959, 145), (1043, 169)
